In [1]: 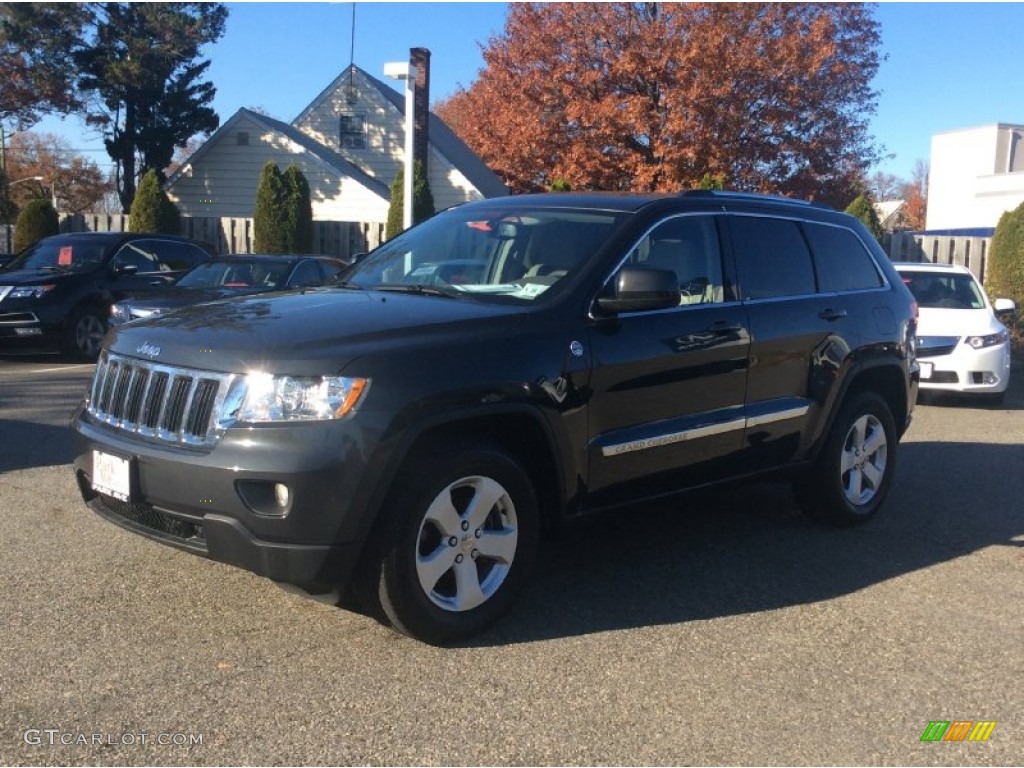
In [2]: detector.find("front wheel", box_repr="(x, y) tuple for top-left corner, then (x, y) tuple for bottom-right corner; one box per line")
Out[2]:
(794, 392), (897, 526)
(358, 441), (539, 644)
(61, 309), (107, 360)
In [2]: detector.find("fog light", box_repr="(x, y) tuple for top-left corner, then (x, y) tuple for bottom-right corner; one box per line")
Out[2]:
(274, 483), (290, 509)
(983, 373), (998, 385)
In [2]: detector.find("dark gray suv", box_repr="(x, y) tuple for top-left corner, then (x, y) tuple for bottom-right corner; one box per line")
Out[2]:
(71, 191), (919, 643)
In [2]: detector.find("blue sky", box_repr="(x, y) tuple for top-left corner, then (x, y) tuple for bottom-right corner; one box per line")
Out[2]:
(29, 2), (1024, 184)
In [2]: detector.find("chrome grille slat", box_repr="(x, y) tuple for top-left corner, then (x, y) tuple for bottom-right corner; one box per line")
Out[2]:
(87, 353), (234, 448)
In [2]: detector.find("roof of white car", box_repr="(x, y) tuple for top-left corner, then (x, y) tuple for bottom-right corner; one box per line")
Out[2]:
(893, 262), (973, 275)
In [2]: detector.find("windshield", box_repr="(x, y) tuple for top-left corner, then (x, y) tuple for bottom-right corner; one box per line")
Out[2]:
(5, 236), (111, 272)
(345, 205), (631, 303)
(900, 270), (986, 310)
(178, 259), (293, 289)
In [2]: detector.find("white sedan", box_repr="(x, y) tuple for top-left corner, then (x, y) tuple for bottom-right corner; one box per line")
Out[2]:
(895, 263), (1015, 403)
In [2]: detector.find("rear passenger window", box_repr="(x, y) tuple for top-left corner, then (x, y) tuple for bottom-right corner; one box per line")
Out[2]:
(729, 216), (815, 300)
(803, 223), (883, 292)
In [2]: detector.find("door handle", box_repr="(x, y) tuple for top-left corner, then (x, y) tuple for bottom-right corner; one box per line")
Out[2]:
(818, 308), (848, 321)
(706, 320), (742, 334)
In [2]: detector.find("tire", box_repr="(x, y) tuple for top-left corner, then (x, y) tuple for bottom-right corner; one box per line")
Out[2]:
(794, 392), (897, 526)
(62, 308), (107, 360)
(357, 441), (539, 644)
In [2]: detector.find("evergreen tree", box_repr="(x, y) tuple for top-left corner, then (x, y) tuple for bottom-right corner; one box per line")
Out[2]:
(13, 198), (58, 251)
(129, 168), (180, 234)
(283, 164), (313, 253)
(385, 161), (435, 240)
(987, 201), (1024, 309)
(845, 193), (884, 243)
(253, 161), (287, 252)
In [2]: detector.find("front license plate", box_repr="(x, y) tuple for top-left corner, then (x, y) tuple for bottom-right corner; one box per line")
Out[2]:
(919, 361), (933, 380)
(92, 450), (131, 502)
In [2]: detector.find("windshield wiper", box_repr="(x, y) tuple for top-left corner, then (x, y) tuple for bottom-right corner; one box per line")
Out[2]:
(375, 283), (463, 299)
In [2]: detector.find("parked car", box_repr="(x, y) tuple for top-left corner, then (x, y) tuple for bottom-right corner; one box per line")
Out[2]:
(0, 232), (214, 358)
(71, 191), (919, 644)
(109, 254), (350, 326)
(895, 262), (1015, 403)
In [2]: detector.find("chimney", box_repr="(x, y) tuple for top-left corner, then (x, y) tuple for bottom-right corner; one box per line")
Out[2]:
(410, 47), (430, 176)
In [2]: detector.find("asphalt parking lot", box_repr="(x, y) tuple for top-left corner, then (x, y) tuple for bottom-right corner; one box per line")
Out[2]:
(1, 353), (1022, 766)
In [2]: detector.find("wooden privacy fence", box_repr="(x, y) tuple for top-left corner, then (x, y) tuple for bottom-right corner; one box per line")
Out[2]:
(888, 231), (994, 284)
(1, 214), (385, 260)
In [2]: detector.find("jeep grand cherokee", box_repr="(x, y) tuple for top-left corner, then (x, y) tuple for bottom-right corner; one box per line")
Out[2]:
(71, 191), (919, 644)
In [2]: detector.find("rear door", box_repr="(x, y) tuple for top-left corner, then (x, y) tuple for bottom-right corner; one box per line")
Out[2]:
(726, 214), (878, 468)
(586, 213), (751, 502)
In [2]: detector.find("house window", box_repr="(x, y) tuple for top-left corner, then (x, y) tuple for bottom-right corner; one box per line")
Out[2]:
(339, 113), (366, 150)
(236, 131), (249, 146)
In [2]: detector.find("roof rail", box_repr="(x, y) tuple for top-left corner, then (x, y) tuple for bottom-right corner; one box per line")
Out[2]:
(681, 190), (834, 210)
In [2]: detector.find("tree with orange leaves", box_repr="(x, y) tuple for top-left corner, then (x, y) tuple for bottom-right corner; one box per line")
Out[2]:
(436, 2), (882, 208)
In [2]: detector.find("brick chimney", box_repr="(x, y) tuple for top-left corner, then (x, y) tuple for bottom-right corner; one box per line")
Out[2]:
(410, 47), (431, 176)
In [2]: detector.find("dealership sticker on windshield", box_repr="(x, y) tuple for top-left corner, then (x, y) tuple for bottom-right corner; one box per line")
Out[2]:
(92, 450), (131, 501)
(58, 246), (73, 266)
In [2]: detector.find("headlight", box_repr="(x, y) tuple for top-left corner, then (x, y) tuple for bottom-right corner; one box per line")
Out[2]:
(224, 373), (369, 423)
(9, 284), (55, 300)
(110, 303), (128, 321)
(965, 330), (1009, 349)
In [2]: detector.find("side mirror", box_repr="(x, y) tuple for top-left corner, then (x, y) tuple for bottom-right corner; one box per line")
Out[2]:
(351, 252), (369, 264)
(596, 267), (680, 315)
(112, 263), (138, 277)
(993, 297), (1016, 316)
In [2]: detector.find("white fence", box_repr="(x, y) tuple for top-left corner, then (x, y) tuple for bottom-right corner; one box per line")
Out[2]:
(1, 214), (385, 260)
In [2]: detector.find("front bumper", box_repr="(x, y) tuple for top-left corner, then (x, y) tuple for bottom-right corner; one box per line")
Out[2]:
(71, 407), (385, 590)
(918, 341), (1011, 394)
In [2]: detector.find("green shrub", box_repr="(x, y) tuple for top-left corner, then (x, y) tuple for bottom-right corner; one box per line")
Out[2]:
(130, 169), (180, 234)
(283, 164), (313, 254)
(845, 193), (883, 243)
(987, 202), (1024, 307)
(13, 198), (59, 251)
(385, 161), (435, 240)
(549, 178), (571, 192)
(987, 202), (1024, 356)
(253, 161), (287, 252)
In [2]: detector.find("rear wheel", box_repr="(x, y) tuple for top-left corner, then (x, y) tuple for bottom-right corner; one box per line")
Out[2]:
(357, 441), (539, 644)
(794, 392), (897, 526)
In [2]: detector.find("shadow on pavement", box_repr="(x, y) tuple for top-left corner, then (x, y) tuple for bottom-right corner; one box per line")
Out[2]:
(471, 440), (1024, 646)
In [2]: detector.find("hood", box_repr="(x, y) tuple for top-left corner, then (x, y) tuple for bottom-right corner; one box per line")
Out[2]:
(123, 285), (264, 312)
(0, 266), (98, 285)
(106, 287), (527, 375)
(916, 307), (1004, 337)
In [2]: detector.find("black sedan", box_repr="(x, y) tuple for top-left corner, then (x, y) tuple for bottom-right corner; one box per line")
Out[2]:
(109, 254), (349, 326)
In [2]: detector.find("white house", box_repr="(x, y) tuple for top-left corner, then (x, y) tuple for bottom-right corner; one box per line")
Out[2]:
(166, 58), (507, 225)
(926, 123), (1024, 230)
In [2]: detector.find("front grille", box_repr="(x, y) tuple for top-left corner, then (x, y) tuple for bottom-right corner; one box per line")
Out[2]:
(88, 352), (236, 447)
(917, 336), (960, 358)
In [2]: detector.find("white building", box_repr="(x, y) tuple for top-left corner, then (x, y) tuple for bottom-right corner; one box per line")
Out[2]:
(926, 123), (1024, 230)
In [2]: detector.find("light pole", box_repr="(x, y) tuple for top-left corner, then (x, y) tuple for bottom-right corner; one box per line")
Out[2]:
(8, 175), (44, 189)
(384, 61), (417, 231)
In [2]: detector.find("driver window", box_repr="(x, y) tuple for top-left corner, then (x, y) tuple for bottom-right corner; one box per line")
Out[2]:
(112, 240), (169, 273)
(626, 216), (725, 305)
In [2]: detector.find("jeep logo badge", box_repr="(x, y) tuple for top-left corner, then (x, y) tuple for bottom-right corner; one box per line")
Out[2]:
(136, 342), (161, 358)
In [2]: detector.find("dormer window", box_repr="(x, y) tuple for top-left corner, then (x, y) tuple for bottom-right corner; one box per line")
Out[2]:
(340, 113), (366, 150)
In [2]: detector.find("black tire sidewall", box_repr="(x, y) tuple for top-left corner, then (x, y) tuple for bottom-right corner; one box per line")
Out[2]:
(376, 443), (539, 644)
